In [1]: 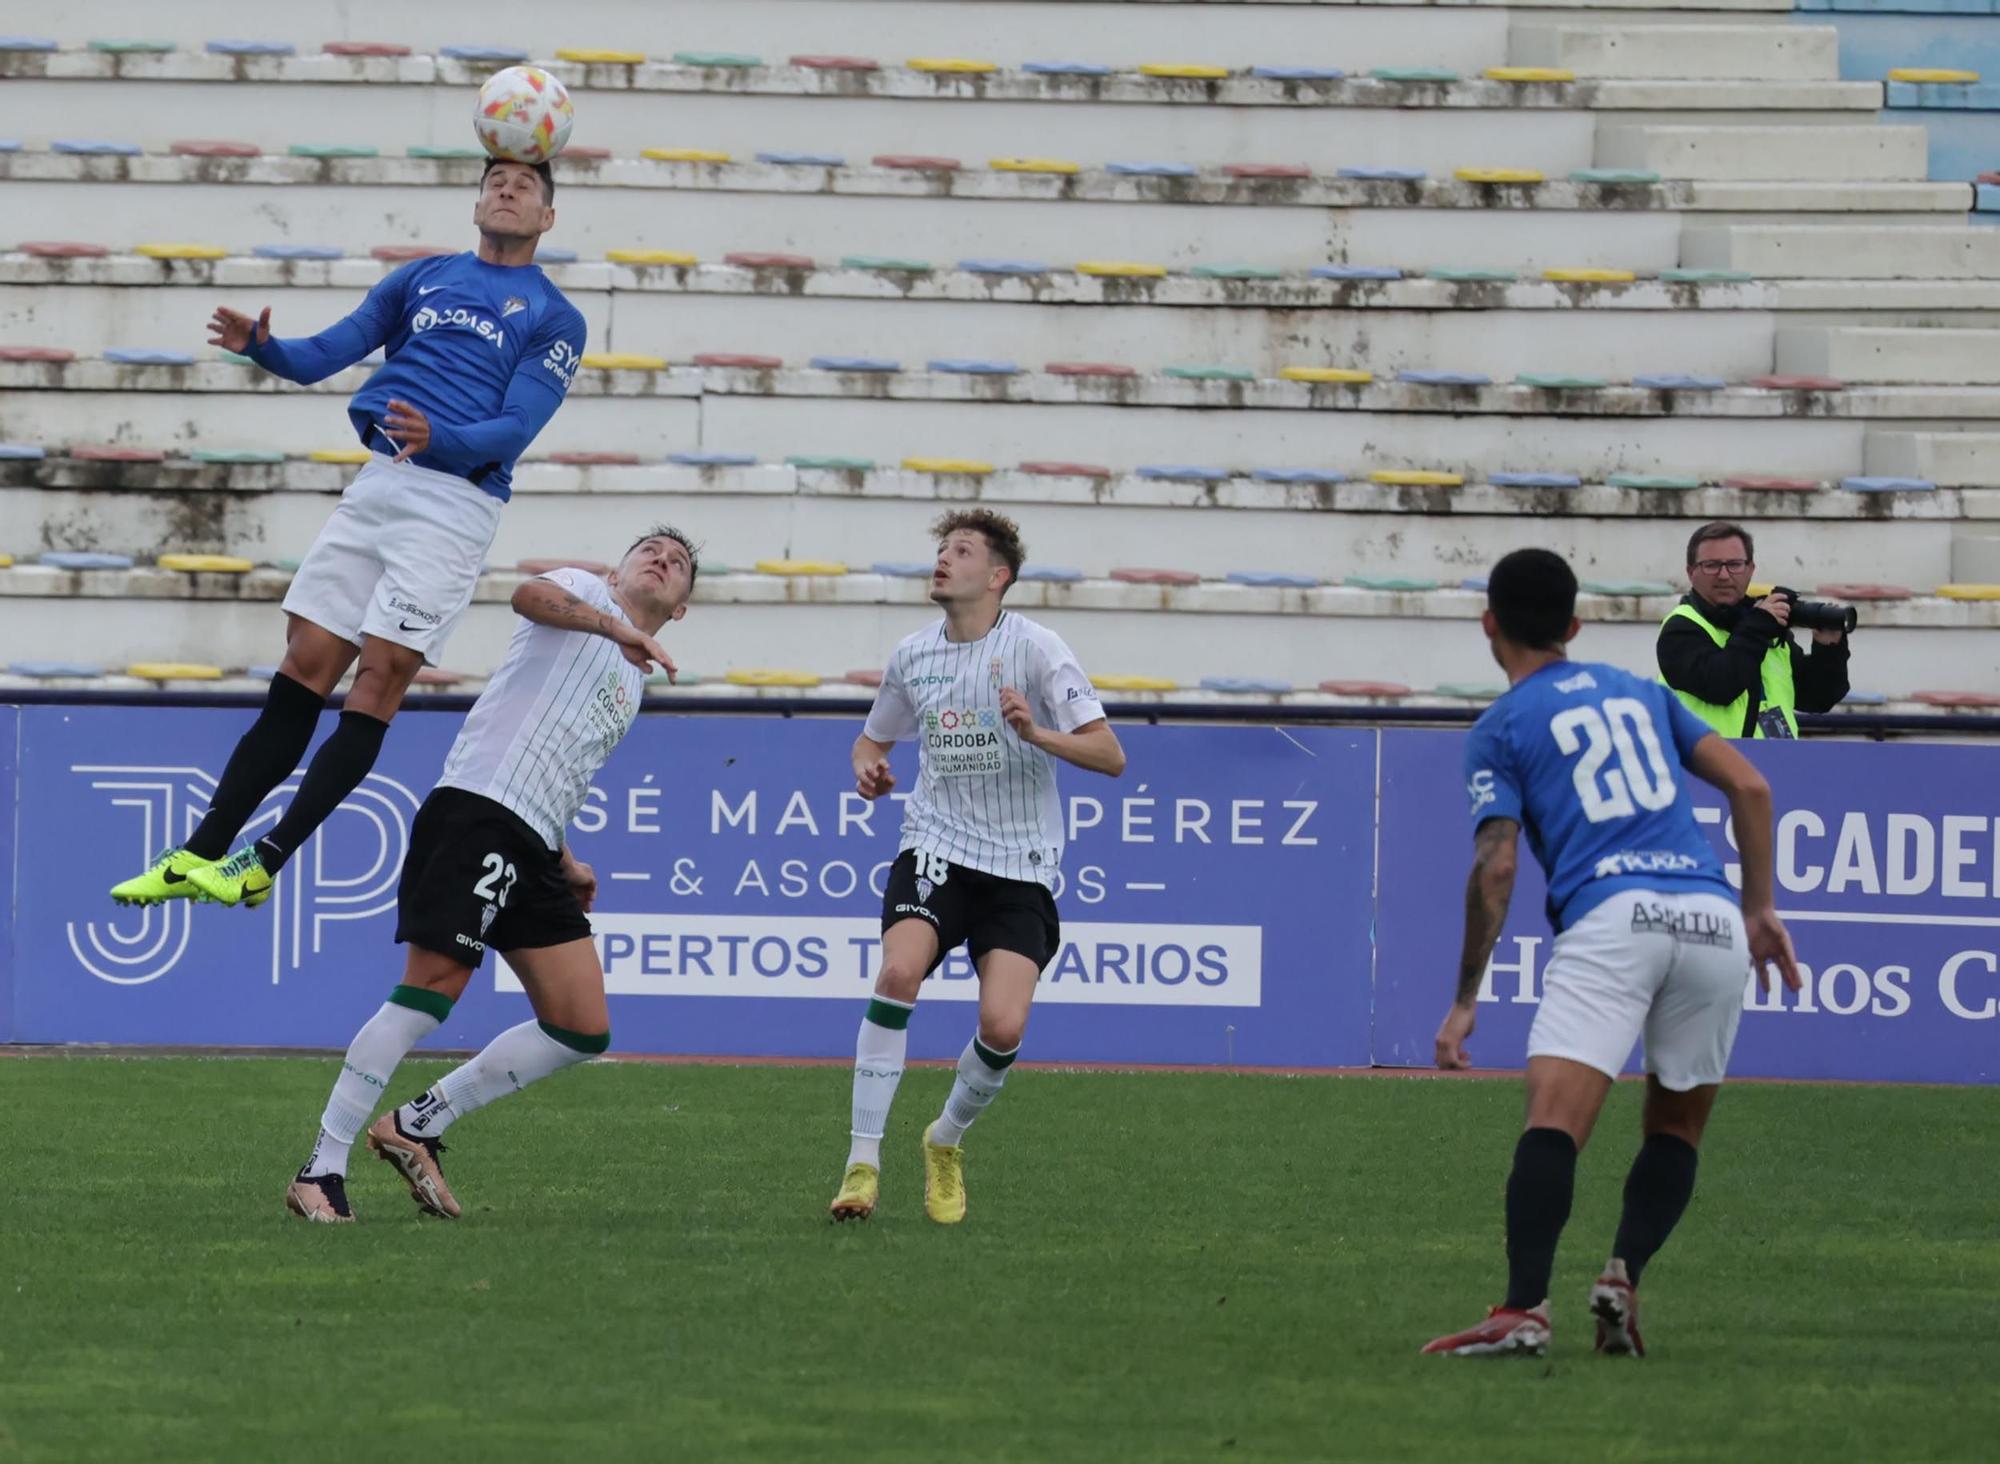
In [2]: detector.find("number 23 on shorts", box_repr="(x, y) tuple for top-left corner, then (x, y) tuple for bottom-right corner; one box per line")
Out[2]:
(474, 851), (518, 906)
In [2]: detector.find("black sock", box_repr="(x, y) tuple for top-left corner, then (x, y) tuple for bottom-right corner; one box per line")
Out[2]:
(1503, 1127), (1578, 1310)
(185, 673), (326, 859)
(1612, 1133), (1699, 1285)
(255, 709), (390, 874)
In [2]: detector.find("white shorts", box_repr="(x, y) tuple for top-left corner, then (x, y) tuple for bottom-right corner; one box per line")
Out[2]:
(1528, 888), (1749, 1091)
(282, 454), (502, 665)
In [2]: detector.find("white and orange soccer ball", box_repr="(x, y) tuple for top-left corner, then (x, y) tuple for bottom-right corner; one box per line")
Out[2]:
(474, 66), (575, 165)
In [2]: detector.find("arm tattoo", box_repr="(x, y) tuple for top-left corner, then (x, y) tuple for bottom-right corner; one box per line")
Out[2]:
(516, 579), (614, 637)
(1453, 819), (1520, 1006)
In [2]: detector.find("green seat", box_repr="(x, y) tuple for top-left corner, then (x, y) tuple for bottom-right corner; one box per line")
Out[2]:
(674, 50), (760, 67)
(1659, 269), (1754, 284)
(786, 455), (875, 470)
(839, 255), (933, 272)
(1427, 267), (1517, 282)
(1607, 473), (1701, 490)
(408, 146), (487, 160)
(1191, 264), (1282, 280)
(1345, 574), (1439, 592)
(1570, 168), (1661, 184)
(1516, 373), (1607, 389)
(190, 449), (286, 464)
(1583, 579), (1676, 596)
(289, 144), (380, 158)
(1164, 365), (1256, 381)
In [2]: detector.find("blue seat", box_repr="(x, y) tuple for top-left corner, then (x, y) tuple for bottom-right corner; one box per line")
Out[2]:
(0, 141), (20, 152)
(1136, 465), (1231, 481)
(1227, 570), (1320, 588)
(1489, 471), (1582, 488)
(1251, 468), (1345, 484)
(253, 243), (344, 259)
(40, 552), (135, 570)
(1022, 61), (1113, 76)
(1311, 265), (1402, 280)
(9, 660), (104, 678)
(1018, 564), (1084, 582)
(1338, 166), (1425, 181)
(666, 451), (758, 466)
(105, 349), (197, 366)
(1251, 66), (1345, 81)
(1841, 476), (1937, 492)
(927, 358), (1022, 375)
(440, 45), (529, 62)
(0, 37), (58, 50)
(1841, 690), (1890, 706)
(756, 150), (846, 166)
(1107, 161), (1199, 177)
(957, 258), (1050, 275)
(808, 355), (901, 372)
(1397, 369), (1491, 386)
(534, 248), (580, 264)
(1633, 373), (1727, 390)
(871, 561), (934, 578)
(53, 140), (143, 155)
(0, 443), (46, 459)
(1460, 577), (1490, 592)
(247, 665), (282, 680)
(206, 39), (296, 56)
(1201, 675), (1294, 693)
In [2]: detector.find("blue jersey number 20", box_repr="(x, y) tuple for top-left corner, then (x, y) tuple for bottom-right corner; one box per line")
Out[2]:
(1549, 698), (1677, 824)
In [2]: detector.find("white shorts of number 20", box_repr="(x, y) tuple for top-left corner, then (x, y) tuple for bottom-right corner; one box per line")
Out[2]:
(1528, 889), (1750, 1091)
(282, 454), (503, 665)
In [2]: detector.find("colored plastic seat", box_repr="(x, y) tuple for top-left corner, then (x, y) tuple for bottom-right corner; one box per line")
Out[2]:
(1572, 168), (1662, 185)
(908, 57), (997, 74)
(1318, 680), (1411, 698)
(0, 37), (57, 51)
(1092, 674), (1178, 691)
(757, 151), (844, 166)
(254, 243), (344, 260)
(725, 251), (812, 269)
(786, 455), (874, 470)
(1750, 375), (1842, 391)
(9, 661), (105, 679)
(725, 669), (821, 688)
(560, 147), (613, 162)
(1019, 461), (1112, 479)
(1166, 365), (1256, 381)
(1913, 690), (2000, 708)
(534, 248), (579, 265)
(1397, 370), (1491, 387)
(874, 155), (962, 171)
(54, 140), (142, 156)
(1489, 472), (1582, 488)
(1251, 66), (1344, 82)
(1841, 476), (1935, 492)
(1202, 676), (1293, 694)
(1659, 269), (1753, 284)
(189, 449), (285, 464)
(549, 451), (641, 465)
(1077, 261), (1167, 278)
(1817, 583), (1912, 601)
(1455, 168), (1545, 185)
(410, 667), (473, 688)
(871, 562), (934, 578)
(1249, 469), (1344, 486)
(1312, 265), (1402, 281)
(1370, 470), (1463, 487)
(1426, 269), (1516, 283)
(127, 662), (223, 681)
(809, 355), (900, 372)
(756, 559), (846, 576)
(1107, 161), (1198, 177)
(1346, 575), (1439, 591)
(1583, 579), (1675, 597)
(674, 51), (760, 68)
(370, 244), (449, 261)
(0, 347), (74, 363)
(1837, 691), (1887, 707)
(1608, 473), (1701, 490)
(519, 558), (612, 575)
(135, 243), (229, 261)
(1889, 68), (1979, 83)
(959, 258), (1049, 275)
(1634, 373), (1726, 390)
(1192, 264), (1282, 280)
(0, 443), (47, 458)
(927, 359), (1021, 375)
(1047, 362), (1137, 378)
(1018, 565), (1084, 583)
(693, 353), (782, 369)
(308, 449), (371, 464)
(1724, 475), (1819, 491)
(901, 457), (995, 474)
(793, 55), (880, 71)
(158, 554), (254, 573)
(1937, 584), (2000, 600)
(1434, 684), (1505, 701)
(105, 349), (196, 366)
(323, 42), (412, 57)
(1459, 578), (1489, 593)
(1225, 163), (1313, 180)
(1516, 374), (1608, 390)
(88, 40), (174, 54)
(842, 255), (932, 272)
(1228, 570), (1320, 588)
(1136, 465), (1230, 482)
(171, 140), (260, 158)
(844, 669), (886, 687)
(1023, 61), (1114, 77)
(1486, 67), (1573, 83)
(643, 148), (732, 164)
(607, 249), (698, 266)
(21, 242), (111, 258)
(989, 158), (1082, 176)
(580, 353), (667, 371)
(1111, 567), (1201, 585)
(1281, 367), (1371, 384)
(41, 551), (134, 569)
(71, 446), (164, 463)
(1337, 166), (1426, 182)
(207, 39), (294, 56)
(556, 48), (646, 64)
(291, 144), (380, 158)
(1544, 268), (1635, 284)
(407, 146), (487, 161)
(667, 451), (757, 466)
(440, 45), (528, 62)
(1369, 68), (1460, 83)
(1140, 63), (1229, 80)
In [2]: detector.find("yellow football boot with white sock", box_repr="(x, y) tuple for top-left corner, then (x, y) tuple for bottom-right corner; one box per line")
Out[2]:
(922, 1123), (967, 1225)
(829, 1162), (880, 1222)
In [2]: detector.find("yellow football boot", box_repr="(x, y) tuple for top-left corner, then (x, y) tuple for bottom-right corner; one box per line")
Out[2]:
(187, 845), (274, 908)
(922, 1123), (967, 1225)
(829, 1162), (880, 1222)
(109, 847), (215, 905)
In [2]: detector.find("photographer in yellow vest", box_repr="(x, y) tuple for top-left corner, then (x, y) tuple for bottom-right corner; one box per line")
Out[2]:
(1657, 522), (1850, 738)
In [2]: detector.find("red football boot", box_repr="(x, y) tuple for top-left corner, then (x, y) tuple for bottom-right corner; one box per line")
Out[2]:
(1591, 1260), (1645, 1357)
(1421, 1303), (1552, 1357)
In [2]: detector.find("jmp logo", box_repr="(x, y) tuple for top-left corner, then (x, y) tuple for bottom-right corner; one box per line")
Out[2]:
(66, 762), (421, 987)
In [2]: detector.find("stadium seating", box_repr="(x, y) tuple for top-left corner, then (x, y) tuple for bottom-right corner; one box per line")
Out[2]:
(2, 0), (1997, 708)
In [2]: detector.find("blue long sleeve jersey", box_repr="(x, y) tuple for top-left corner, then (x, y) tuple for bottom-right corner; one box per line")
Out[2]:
(242, 252), (587, 500)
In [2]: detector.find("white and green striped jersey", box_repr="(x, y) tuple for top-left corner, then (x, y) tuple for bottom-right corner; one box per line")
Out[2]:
(436, 568), (644, 848)
(864, 611), (1103, 887)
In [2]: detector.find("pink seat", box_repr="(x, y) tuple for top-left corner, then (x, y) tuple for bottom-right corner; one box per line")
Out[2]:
(1111, 567), (1201, 585)
(725, 251), (813, 269)
(71, 445), (165, 462)
(843, 668), (885, 687)
(371, 244), (452, 261)
(548, 452), (641, 465)
(873, 154), (961, 171)
(171, 139), (259, 157)
(794, 54), (879, 70)
(1019, 460), (1111, 478)
(560, 146), (613, 161)
(693, 352), (783, 368)
(1224, 162), (1311, 179)
(323, 41), (412, 56)
(1748, 374), (1842, 391)
(1318, 680), (1412, 697)
(20, 241), (110, 258)
(1724, 475), (1818, 491)
(0, 346), (76, 363)
(1046, 361), (1137, 377)
(1913, 690), (2000, 709)
(1816, 583), (1911, 601)
(518, 558), (611, 575)
(412, 667), (469, 687)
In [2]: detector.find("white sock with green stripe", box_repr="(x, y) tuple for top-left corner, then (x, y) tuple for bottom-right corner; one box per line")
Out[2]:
(847, 996), (913, 1169)
(928, 1035), (1019, 1147)
(304, 983), (454, 1178)
(397, 1020), (607, 1139)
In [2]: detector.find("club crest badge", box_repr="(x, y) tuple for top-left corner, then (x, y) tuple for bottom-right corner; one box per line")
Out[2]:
(503, 296), (529, 317)
(916, 877), (934, 903)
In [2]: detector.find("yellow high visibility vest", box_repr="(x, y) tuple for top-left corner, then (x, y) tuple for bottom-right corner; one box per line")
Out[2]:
(1663, 602), (1797, 738)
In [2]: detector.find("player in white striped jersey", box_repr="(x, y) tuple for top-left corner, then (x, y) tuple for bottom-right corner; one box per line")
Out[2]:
(284, 526), (695, 1223)
(830, 510), (1126, 1225)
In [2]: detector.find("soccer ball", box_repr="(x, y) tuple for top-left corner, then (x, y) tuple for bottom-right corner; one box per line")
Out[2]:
(474, 66), (575, 164)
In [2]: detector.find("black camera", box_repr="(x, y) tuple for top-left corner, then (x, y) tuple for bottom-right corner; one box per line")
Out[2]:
(1768, 587), (1858, 635)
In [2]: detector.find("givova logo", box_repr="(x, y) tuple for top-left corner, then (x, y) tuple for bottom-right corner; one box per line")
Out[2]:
(66, 763), (421, 987)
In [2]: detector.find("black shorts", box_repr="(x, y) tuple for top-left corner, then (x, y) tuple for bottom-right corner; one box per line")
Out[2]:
(881, 848), (1061, 975)
(396, 787), (592, 969)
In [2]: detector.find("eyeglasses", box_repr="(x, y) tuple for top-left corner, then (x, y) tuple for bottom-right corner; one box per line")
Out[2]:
(1691, 558), (1751, 575)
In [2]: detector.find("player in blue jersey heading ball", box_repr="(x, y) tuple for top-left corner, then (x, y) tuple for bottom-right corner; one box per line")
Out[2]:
(1422, 548), (1801, 1361)
(111, 158), (588, 911)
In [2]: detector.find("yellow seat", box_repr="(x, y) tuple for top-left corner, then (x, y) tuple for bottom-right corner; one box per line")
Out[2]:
(581, 352), (668, 371)
(642, 147), (732, 163)
(756, 558), (848, 576)
(1077, 260), (1167, 278)
(900, 457), (995, 474)
(1370, 469), (1465, 487)
(1936, 583), (2000, 600)
(1889, 68), (1979, 83)
(0, 553), (13, 568)
(1091, 674), (1178, 691)
(1455, 167), (1545, 184)
(135, 243), (229, 261)
(157, 554), (254, 574)
(1140, 63), (1229, 80)
(127, 662), (224, 681)
(990, 157), (1081, 174)
(308, 448), (372, 464)
(556, 48), (647, 64)
(726, 668), (822, 687)
(908, 57), (998, 73)
(1485, 67), (1574, 83)
(1543, 268), (1636, 283)
(1281, 366), (1373, 384)
(607, 248), (698, 266)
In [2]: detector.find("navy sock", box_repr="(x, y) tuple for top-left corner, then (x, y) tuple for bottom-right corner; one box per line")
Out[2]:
(185, 672), (325, 859)
(256, 709), (390, 873)
(1612, 1133), (1699, 1285)
(1503, 1127), (1578, 1311)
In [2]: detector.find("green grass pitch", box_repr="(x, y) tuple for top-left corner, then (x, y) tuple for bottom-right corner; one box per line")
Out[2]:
(1, 1056), (1994, 1462)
